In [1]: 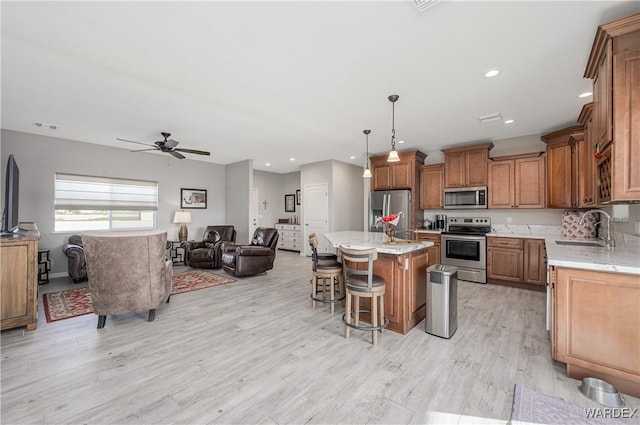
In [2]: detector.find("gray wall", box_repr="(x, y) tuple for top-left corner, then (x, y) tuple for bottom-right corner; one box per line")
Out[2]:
(331, 160), (364, 232)
(225, 160), (252, 244)
(253, 170), (300, 227)
(1, 129), (226, 275)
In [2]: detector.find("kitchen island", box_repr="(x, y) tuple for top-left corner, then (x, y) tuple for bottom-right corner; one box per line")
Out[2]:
(323, 231), (433, 334)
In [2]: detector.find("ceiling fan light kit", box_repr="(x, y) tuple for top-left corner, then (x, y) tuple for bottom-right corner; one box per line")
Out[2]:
(116, 132), (211, 159)
(387, 94), (401, 163)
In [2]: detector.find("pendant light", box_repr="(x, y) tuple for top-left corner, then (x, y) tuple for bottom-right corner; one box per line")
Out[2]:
(362, 129), (372, 178)
(387, 94), (401, 162)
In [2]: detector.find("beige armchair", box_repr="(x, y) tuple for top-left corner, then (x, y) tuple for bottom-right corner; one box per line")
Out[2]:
(82, 230), (173, 329)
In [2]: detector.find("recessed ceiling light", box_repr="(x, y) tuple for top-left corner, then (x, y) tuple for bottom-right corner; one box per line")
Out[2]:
(578, 92), (593, 98)
(289, 157), (295, 161)
(397, 140), (405, 144)
(265, 163), (271, 167)
(504, 119), (515, 124)
(350, 155), (356, 159)
(484, 69), (500, 78)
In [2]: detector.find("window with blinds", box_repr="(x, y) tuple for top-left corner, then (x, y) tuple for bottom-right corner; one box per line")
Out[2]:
(54, 173), (158, 232)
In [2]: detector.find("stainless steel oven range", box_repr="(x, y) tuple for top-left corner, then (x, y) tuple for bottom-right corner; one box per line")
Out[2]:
(441, 217), (491, 284)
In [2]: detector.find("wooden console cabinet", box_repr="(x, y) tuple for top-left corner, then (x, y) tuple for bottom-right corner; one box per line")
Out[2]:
(550, 266), (640, 397)
(275, 223), (301, 252)
(1, 235), (38, 331)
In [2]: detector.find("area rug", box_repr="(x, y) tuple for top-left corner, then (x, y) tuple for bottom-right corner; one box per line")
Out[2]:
(42, 270), (236, 323)
(510, 384), (626, 425)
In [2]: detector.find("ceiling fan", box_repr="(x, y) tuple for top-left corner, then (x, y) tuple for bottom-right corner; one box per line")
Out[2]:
(116, 132), (210, 159)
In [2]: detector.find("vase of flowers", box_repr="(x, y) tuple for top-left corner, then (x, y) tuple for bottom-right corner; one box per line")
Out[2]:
(376, 212), (403, 244)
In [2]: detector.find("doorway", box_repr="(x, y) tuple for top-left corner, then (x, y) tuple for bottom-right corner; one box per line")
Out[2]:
(303, 183), (329, 256)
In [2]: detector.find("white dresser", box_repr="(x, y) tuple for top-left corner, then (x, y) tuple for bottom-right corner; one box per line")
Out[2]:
(275, 223), (301, 252)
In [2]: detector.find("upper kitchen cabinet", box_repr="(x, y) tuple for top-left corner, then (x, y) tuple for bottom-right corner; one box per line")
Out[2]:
(370, 150), (426, 191)
(542, 126), (583, 208)
(577, 103), (597, 207)
(488, 153), (546, 209)
(442, 143), (493, 188)
(419, 164), (444, 209)
(584, 14), (640, 203)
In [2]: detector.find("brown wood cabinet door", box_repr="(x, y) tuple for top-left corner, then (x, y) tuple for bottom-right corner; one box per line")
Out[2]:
(419, 165), (443, 209)
(487, 246), (523, 282)
(523, 239), (546, 285)
(579, 124), (597, 207)
(554, 267), (640, 383)
(372, 163), (391, 190)
(444, 151), (465, 188)
(391, 161), (412, 189)
(546, 144), (573, 208)
(612, 48), (640, 201)
(488, 160), (514, 208)
(595, 46), (613, 150)
(465, 149), (488, 187)
(516, 156), (546, 208)
(0, 244), (29, 321)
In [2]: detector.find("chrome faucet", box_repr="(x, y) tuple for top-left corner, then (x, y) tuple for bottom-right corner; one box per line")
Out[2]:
(579, 209), (615, 247)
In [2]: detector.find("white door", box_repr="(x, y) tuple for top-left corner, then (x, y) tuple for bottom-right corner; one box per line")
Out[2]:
(250, 188), (259, 237)
(303, 183), (329, 256)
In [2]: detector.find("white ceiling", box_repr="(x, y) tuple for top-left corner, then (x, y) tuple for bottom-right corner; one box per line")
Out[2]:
(2, 1), (639, 173)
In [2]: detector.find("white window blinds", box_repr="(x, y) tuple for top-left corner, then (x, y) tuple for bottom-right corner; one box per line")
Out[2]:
(55, 173), (158, 211)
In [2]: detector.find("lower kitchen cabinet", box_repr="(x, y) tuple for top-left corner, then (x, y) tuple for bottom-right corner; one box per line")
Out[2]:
(274, 223), (301, 252)
(414, 232), (441, 267)
(487, 237), (546, 287)
(550, 266), (640, 398)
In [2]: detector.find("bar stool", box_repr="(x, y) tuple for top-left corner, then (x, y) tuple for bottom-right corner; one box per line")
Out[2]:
(308, 233), (338, 265)
(339, 246), (388, 345)
(309, 236), (344, 313)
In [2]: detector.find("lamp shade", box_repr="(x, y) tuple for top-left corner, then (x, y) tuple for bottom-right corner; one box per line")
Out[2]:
(387, 149), (400, 162)
(363, 168), (372, 178)
(173, 211), (192, 224)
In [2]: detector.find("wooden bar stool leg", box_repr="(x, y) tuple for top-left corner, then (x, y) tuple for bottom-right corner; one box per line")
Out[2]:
(379, 291), (385, 334)
(329, 273), (336, 314)
(354, 295), (360, 329)
(311, 273), (317, 310)
(345, 291), (352, 339)
(372, 293), (378, 345)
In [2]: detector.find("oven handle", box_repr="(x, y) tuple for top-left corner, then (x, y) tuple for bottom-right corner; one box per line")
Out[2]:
(442, 234), (486, 242)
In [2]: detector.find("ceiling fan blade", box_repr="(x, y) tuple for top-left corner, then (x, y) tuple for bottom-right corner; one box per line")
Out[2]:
(164, 139), (179, 149)
(170, 151), (186, 160)
(175, 148), (211, 156)
(116, 138), (155, 147)
(130, 148), (158, 152)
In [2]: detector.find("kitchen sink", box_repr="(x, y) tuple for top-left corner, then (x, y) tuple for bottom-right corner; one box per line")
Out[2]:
(555, 240), (605, 247)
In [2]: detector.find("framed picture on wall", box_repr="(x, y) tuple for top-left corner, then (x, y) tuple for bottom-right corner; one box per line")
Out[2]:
(285, 194), (296, 212)
(181, 188), (207, 209)
(296, 189), (301, 205)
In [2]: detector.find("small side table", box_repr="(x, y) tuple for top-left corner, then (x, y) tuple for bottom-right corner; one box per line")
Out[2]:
(167, 240), (187, 265)
(38, 250), (51, 284)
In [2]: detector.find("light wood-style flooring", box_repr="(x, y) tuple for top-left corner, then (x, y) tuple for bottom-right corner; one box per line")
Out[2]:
(2, 250), (638, 424)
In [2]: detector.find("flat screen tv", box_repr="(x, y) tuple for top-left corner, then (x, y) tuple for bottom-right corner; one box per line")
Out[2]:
(1, 154), (19, 235)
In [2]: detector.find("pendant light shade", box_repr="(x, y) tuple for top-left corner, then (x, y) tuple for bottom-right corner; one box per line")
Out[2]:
(362, 129), (372, 178)
(387, 94), (401, 162)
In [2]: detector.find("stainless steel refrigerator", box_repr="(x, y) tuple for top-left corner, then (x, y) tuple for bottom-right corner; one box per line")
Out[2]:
(369, 190), (411, 236)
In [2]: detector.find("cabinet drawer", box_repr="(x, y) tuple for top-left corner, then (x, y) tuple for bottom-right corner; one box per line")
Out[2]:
(415, 233), (441, 244)
(487, 237), (524, 249)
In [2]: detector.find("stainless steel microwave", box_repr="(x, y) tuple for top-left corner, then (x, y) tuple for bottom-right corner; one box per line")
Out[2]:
(443, 186), (487, 209)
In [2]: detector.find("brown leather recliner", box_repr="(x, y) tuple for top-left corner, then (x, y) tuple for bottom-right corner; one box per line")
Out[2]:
(221, 227), (279, 277)
(62, 234), (87, 283)
(183, 225), (236, 269)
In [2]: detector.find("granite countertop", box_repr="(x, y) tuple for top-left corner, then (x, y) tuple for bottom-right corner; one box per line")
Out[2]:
(413, 228), (443, 234)
(486, 224), (640, 276)
(323, 231), (433, 255)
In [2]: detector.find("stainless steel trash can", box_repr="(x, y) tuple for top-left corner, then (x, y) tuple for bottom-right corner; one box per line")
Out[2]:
(426, 264), (458, 338)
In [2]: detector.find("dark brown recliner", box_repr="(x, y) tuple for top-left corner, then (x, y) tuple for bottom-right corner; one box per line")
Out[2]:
(183, 225), (236, 269)
(62, 234), (87, 283)
(221, 227), (279, 277)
